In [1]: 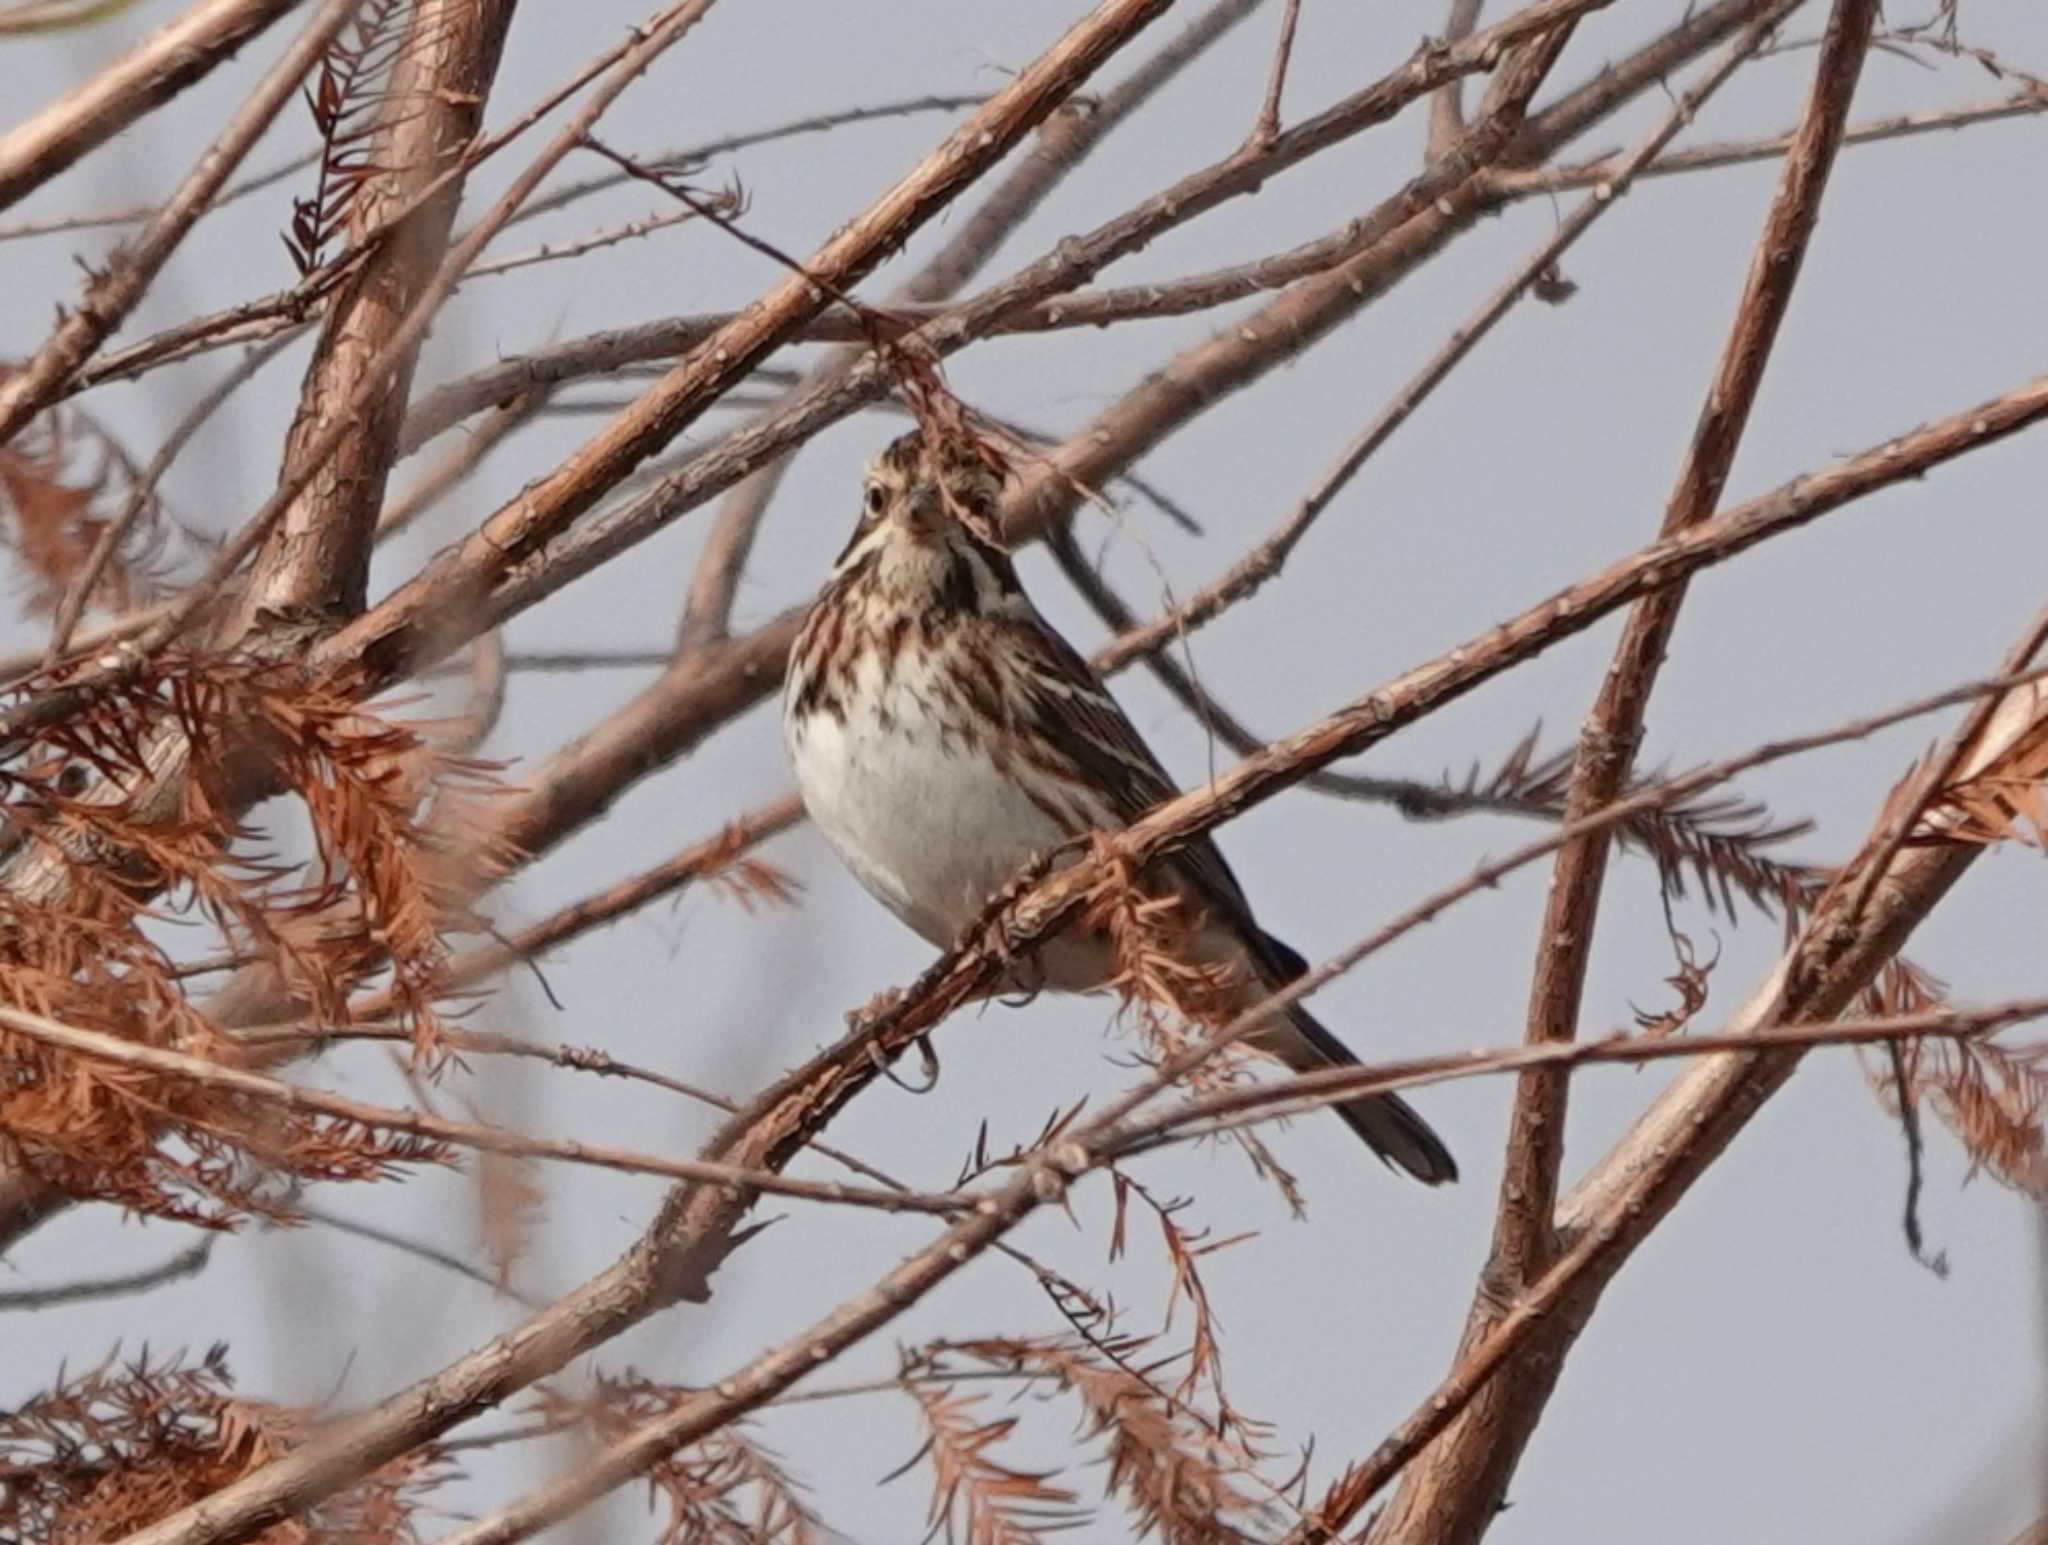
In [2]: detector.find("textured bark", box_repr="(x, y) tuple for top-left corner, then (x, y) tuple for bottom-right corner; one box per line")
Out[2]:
(239, 0), (518, 627)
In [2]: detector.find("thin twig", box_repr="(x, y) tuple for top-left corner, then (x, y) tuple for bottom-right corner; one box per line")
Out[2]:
(1249, 0), (1303, 148)
(0, 1238), (213, 1310)
(0, 1004), (972, 1217)
(45, 333), (299, 662)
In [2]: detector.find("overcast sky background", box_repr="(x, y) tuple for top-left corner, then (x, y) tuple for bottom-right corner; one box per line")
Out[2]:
(4, 2), (2047, 1541)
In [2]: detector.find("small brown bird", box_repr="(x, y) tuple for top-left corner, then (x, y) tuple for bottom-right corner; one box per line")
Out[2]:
(782, 430), (1454, 1184)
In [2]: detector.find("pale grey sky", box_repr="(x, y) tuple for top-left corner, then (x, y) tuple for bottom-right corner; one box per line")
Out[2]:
(3, 3), (2046, 1541)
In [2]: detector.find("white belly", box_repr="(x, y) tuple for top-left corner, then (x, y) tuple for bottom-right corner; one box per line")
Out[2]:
(784, 664), (1110, 990)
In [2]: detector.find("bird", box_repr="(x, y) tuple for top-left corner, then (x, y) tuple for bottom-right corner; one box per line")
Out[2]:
(781, 428), (1455, 1184)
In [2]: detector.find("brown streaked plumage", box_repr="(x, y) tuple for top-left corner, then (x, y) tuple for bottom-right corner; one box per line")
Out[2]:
(783, 429), (1455, 1184)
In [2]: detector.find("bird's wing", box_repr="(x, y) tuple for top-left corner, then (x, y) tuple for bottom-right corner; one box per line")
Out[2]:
(998, 604), (1280, 956)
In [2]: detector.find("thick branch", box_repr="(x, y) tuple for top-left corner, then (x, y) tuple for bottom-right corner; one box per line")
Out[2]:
(1387, 5), (1882, 1536)
(1311, 641), (2048, 1540)
(238, 0), (517, 626)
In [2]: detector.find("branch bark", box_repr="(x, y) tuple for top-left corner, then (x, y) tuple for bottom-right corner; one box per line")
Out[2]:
(326, 0), (1178, 686)
(673, 0), (1261, 649)
(0, 0), (365, 449)
(236, 0), (517, 627)
(0, 0), (309, 213)
(1372, 4), (1881, 1538)
(330, 0), (1627, 677)
(1312, 623), (2048, 1541)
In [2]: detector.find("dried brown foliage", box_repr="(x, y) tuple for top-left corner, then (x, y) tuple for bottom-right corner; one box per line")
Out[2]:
(286, 0), (427, 276)
(1853, 729), (2048, 1193)
(895, 1367), (1085, 1545)
(0, 656), (498, 1220)
(0, 1345), (453, 1543)
(1080, 835), (1307, 1213)
(1441, 725), (1820, 925)
(1468, 721), (2047, 1185)
(918, 1339), (1270, 1545)
(1931, 710), (2048, 851)
(1104, 1168), (1259, 1431)
(956, 1107), (1258, 1442)
(533, 1375), (820, 1543)
(1630, 903), (1720, 1039)
(0, 401), (154, 617)
(1861, 954), (2045, 1195)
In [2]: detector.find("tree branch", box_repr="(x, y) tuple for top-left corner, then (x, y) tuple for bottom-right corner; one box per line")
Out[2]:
(0, 0), (365, 448)
(236, 0), (517, 627)
(0, 0), (308, 212)
(1382, 4), (1882, 1533)
(673, 0), (1261, 649)
(1310, 630), (2047, 1541)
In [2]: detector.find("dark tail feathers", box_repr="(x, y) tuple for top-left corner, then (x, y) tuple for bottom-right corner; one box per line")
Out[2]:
(1278, 1002), (1458, 1184)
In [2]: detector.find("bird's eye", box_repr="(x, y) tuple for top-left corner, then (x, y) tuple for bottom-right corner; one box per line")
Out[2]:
(863, 483), (886, 517)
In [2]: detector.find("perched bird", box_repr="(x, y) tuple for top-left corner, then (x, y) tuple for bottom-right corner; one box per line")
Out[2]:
(782, 429), (1455, 1184)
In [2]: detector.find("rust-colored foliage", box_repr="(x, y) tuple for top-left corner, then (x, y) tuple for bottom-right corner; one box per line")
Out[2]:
(533, 1376), (820, 1543)
(0, 655), (500, 1222)
(1439, 726), (1819, 925)
(1930, 707), (2048, 851)
(895, 1368), (1084, 1545)
(0, 1345), (453, 1542)
(1844, 727), (2048, 1195)
(703, 850), (802, 915)
(1632, 906), (1720, 1039)
(0, 402), (144, 617)
(913, 1339), (1269, 1545)
(1080, 835), (1307, 1214)
(286, 0), (439, 276)
(1865, 948), (2046, 1196)
(1105, 1168), (1259, 1431)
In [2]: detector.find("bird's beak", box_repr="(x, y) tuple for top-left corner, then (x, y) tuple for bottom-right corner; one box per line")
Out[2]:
(900, 481), (945, 540)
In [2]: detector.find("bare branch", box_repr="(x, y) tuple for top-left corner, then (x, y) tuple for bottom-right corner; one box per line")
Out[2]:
(237, 0), (519, 627)
(1498, 87), (2048, 194)
(333, 0), (1624, 674)
(322, 0), (1181, 686)
(674, 0), (1262, 649)
(1394, 5), (1882, 1532)
(0, 0), (367, 448)
(0, 1004), (967, 1216)
(1248, 0), (1302, 148)
(1428, 0), (1486, 157)
(0, 0), (307, 212)
(1310, 674), (2048, 1541)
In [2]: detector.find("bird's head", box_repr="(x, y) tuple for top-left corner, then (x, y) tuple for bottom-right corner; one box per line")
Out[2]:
(834, 429), (1010, 576)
